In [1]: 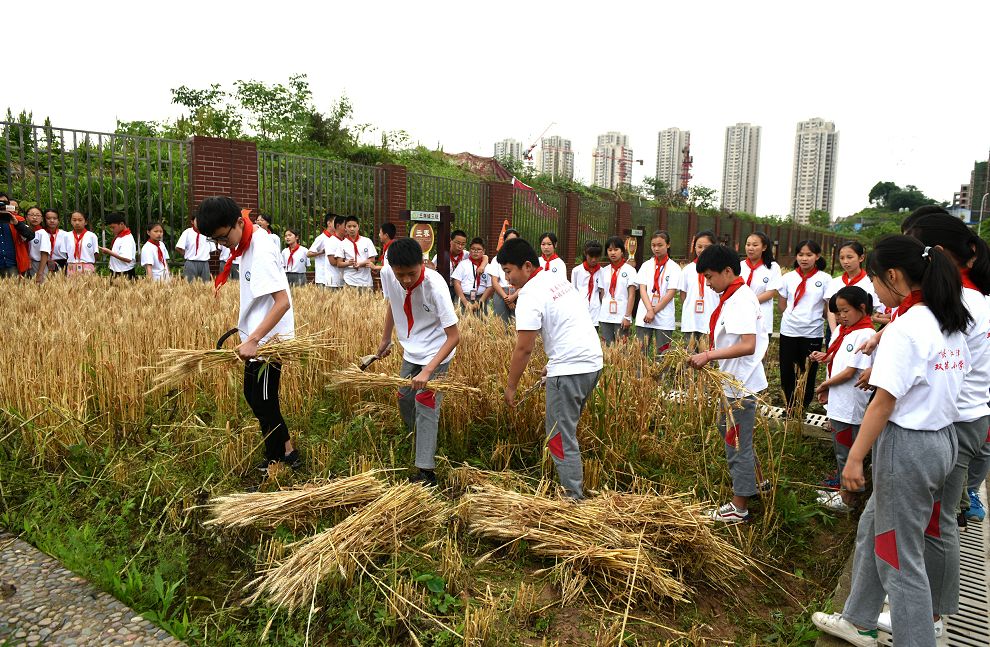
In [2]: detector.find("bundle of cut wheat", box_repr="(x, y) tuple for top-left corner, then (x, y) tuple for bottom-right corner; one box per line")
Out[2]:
(324, 366), (483, 399)
(204, 470), (387, 530)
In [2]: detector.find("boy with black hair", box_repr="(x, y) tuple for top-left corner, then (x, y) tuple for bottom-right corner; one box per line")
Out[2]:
(689, 244), (768, 522)
(500, 238), (603, 499)
(428, 229), (468, 276)
(176, 214), (215, 282)
(308, 213), (335, 287)
(373, 222), (397, 271)
(452, 237), (493, 313)
(335, 215), (377, 288)
(196, 196), (299, 473)
(99, 212), (137, 279)
(377, 237), (460, 487)
(325, 214), (348, 288)
(570, 239), (605, 330)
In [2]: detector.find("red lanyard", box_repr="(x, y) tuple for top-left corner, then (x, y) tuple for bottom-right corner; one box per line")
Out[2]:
(472, 257), (484, 289)
(652, 255), (668, 293)
(215, 213), (255, 293)
(694, 259), (704, 298)
(608, 260), (625, 299)
(826, 315), (874, 375)
(842, 269), (866, 286)
(403, 267), (426, 335)
(792, 267), (814, 305)
(745, 258), (761, 287)
(543, 253), (559, 271)
(582, 261), (600, 301)
(709, 277), (745, 348)
(287, 244), (300, 270)
(72, 230), (86, 261)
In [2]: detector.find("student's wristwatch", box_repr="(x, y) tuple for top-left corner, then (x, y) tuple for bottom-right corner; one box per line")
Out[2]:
(622, 315), (632, 322)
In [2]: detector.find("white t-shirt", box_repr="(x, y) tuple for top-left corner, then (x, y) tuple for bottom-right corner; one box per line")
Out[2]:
(636, 256), (682, 330)
(219, 246), (231, 263)
(540, 255), (567, 277)
(140, 241), (171, 281)
(381, 266), (458, 366)
(237, 230), (294, 344)
(335, 235), (377, 287)
(598, 262), (638, 325)
(325, 236), (346, 287)
(516, 268), (604, 378)
(778, 269), (829, 338)
(451, 258), (491, 299)
(29, 229), (50, 262)
(958, 288), (990, 421)
(870, 305), (969, 431)
(60, 230), (99, 263)
(48, 230), (69, 261)
(431, 252), (467, 282)
(309, 232), (331, 285)
(570, 263), (604, 324)
(109, 233), (137, 272)
(679, 262), (720, 333)
(825, 327), (875, 425)
(711, 285), (768, 398)
(824, 272), (884, 316)
(176, 227), (214, 262)
(740, 260), (782, 334)
(282, 245), (310, 274)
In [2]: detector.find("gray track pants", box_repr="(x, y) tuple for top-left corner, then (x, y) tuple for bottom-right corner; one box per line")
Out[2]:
(719, 396), (758, 498)
(636, 327), (673, 359)
(491, 292), (514, 324)
(830, 419), (864, 492)
(399, 359), (449, 470)
(842, 422), (956, 647)
(183, 260), (211, 282)
(966, 430), (990, 490)
(546, 370), (601, 499)
(599, 322), (630, 345)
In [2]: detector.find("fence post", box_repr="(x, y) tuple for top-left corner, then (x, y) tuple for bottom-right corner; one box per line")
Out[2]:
(616, 201), (631, 237)
(563, 192), (581, 270)
(188, 136), (259, 215)
(659, 206), (669, 232)
(687, 209), (698, 258)
(485, 181), (513, 252)
(731, 217), (741, 251)
(380, 164), (408, 235)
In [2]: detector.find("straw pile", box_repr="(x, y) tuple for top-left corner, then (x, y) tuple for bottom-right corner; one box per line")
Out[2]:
(325, 366), (483, 399)
(204, 471), (387, 530)
(244, 483), (449, 611)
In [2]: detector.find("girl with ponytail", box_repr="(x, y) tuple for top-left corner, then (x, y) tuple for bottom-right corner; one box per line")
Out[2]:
(813, 235), (970, 646)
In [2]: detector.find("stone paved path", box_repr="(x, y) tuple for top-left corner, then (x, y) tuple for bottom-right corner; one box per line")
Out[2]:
(0, 533), (185, 646)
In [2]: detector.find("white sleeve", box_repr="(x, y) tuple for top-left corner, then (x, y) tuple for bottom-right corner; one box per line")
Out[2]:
(869, 325), (923, 398)
(249, 239), (290, 298)
(39, 233), (52, 255)
(767, 264), (782, 291)
(122, 237), (136, 260)
(625, 264), (639, 286)
(140, 245), (154, 267)
(679, 267), (690, 292)
(636, 261), (652, 287)
(367, 240), (378, 258)
(723, 297), (759, 335)
(666, 264), (682, 292)
(431, 279), (458, 328)
(777, 273), (791, 300)
(514, 291), (543, 331)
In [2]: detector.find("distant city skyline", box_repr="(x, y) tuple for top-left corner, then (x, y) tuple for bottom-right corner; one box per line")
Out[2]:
(721, 123), (761, 214)
(656, 128), (690, 197)
(790, 118), (839, 224)
(592, 132), (633, 190)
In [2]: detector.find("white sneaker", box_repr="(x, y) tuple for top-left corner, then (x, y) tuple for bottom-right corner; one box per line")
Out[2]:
(811, 612), (877, 647)
(821, 491), (852, 513)
(816, 489), (835, 502)
(876, 611), (943, 637)
(709, 502), (750, 523)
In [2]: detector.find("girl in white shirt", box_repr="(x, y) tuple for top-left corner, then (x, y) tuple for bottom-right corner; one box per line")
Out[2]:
(598, 236), (638, 345)
(538, 232), (567, 276)
(35, 208), (64, 283)
(140, 222), (171, 282)
(24, 207), (45, 277)
(281, 228), (310, 286)
(777, 240), (830, 410)
(813, 235), (971, 647)
(62, 211), (99, 276)
(825, 241), (887, 334)
(739, 232), (782, 340)
(570, 239), (604, 329)
(636, 231), (681, 358)
(679, 230), (718, 351)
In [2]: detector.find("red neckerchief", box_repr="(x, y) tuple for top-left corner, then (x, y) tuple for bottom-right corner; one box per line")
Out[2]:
(471, 255), (484, 290)
(348, 235), (359, 260)
(193, 229), (201, 255)
(72, 229), (87, 261)
(652, 255), (669, 294)
(451, 250), (464, 268)
(382, 240), (392, 258)
(582, 261), (600, 301)
(287, 243), (300, 270)
(960, 268), (979, 291)
(322, 228), (333, 239)
(543, 253), (559, 271)
(709, 277), (745, 348)
(149, 239), (166, 267)
(46, 227), (58, 252)
(745, 258), (762, 287)
(403, 267), (427, 335)
(115, 227), (131, 242)
(842, 269), (866, 286)
(608, 260), (625, 299)
(792, 266), (815, 306)
(826, 315), (874, 375)
(32, 225), (42, 231)
(214, 214), (255, 293)
(890, 290), (924, 321)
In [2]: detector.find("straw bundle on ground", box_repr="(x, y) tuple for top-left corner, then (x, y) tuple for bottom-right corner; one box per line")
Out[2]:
(244, 483), (449, 611)
(204, 471), (387, 530)
(325, 366), (483, 399)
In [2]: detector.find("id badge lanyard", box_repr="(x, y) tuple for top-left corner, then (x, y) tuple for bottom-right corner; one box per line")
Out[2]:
(694, 270), (705, 314)
(609, 266), (619, 315)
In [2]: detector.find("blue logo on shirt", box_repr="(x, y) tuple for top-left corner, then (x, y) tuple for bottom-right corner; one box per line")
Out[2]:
(423, 304), (430, 312)
(86, 241), (93, 248)
(621, 272), (627, 278)
(244, 271), (252, 281)
(762, 277), (769, 283)
(32, 238), (39, 245)
(815, 281), (822, 287)
(846, 343), (853, 352)
(552, 267), (558, 272)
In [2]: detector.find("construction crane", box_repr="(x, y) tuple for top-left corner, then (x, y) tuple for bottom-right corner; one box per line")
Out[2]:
(523, 122), (556, 162)
(679, 143), (693, 197)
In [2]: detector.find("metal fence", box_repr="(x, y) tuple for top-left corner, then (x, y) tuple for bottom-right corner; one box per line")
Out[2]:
(0, 120), (188, 243)
(407, 173), (487, 243)
(512, 188), (563, 249)
(577, 198), (615, 264)
(667, 210), (691, 259)
(258, 151), (384, 244)
(630, 205), (658, 236)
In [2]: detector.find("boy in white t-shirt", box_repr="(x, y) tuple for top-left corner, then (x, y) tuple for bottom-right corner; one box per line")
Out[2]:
(500, 238), (603, 499)
(140, 222), (171, 282)
(307, 213), (335, 287)
(451, 237), (494, 314)
(196, 197), (299, 473)
(325, 214), (348, 288)
(335, 215), (377, 288)
(570, 239), (604, 330)
(689, 244), (768, 523)
(376, 238), (460, 488)
(372, 222), (397, 271)
(99, 212), (137, 279)
(176, 215), (216, 282)
(636, 231), (681, 358)
(598, 236), (638, 344)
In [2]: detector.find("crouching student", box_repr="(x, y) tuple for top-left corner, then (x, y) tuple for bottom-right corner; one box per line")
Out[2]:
(196, 196), (300, 472)
(452, 237), (493, 314)
(688, 244), (768, 523)
(500, 238), (603, 499)
(812, 236), (970, 647)
(598, 236), (638, 344)
(571, 240), (604, 333)
(636, 231), (681, 358)
(377, 238), (460, 487)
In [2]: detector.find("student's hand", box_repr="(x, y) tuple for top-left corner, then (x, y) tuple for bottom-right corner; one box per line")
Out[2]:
(236, 338), (259, 361)
(621, 316), (631, 330)
(98, 246), (111, 255)
(854, 367), (874, 391)
(688, 351), (710, 369)
(841, 458), (866, 493)
(47, 261), (58, 271)
(376, 341), (392, 359)
(503, 385), (516, 408)
(504, 292), (517, 304)
(34, 273), (45, 285)
(643, 309), (654, 324)
(809, 351), (827, 363)
(411, 367), (432, 391)
(856, 333), (881, 356)
(541, 366), (548, 378)
(508, 301), (516, 311)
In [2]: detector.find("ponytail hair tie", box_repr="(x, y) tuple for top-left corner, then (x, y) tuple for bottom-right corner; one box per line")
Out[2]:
(922, 246), (931, 259)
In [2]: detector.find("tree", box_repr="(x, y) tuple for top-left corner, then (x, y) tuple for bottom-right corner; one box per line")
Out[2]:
(868, 181), (899, 208)
(640, 176), (670, 201)
(689, 185), (718, 210)
(808, 209), (831, 228)
(233, 73), (313, 142)
(170, 83), (242, 138)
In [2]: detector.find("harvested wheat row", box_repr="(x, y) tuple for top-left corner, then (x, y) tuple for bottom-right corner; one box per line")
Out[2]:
(324, 366), (483, 399)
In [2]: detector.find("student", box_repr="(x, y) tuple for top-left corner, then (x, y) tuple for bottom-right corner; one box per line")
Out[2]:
(35, 208), (65, 282)
(812, 235), (970, 647)
(24, 207), (46, 278)
(60, 211), (99, 276)
(538, 232), (567, 275)
(688, 244), (768, 523)
(570, 240), (605, 330)
(598, 236), (638, 344)
(810, 286), (875, 513)
(219, 245), (236, 279)
(825, 241), (885, 333)
(777, 240), (829, 409)
(679, 231), (719, 351)
(636, 231), (681, 358)
(335, 215), (377, 289)
(281, 228), (309, 286)
(429, 229), (471, 298)
(500, 237), (603, 499)
(324, 214), (348, 289)
(487, 228), (521, 323)
(256, 213), (280, 249)
(176, 215), (215, 282)
(197, 196), (299, 472)
(452, 237), (493, 314)
(140, 222), (171, 282)
(739, 232), (782, 340)
(307, 213), (335, 287)
(99, 212), (137, 279)
(376, 237), (460, 487)
(372, 222), (397, 271)
(0, 196), (31, 278)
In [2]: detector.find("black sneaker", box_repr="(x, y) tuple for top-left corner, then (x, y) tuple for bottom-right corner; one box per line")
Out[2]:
(282, 450), (301, 470)
(408, 469), (437, 488)
(256, 458), (279, 472)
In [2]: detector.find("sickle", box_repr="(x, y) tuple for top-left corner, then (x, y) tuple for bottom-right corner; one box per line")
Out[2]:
(215, 328), (240, 350)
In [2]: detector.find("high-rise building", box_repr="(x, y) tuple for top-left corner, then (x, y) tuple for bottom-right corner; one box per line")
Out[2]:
(592, 132), (633, 190)
(494, 138), (523, 163)
(656, 128), (690, 196)
(789, 118), (839, 224)
(538, 136), (574, 181)
(721, 123), (761, 214)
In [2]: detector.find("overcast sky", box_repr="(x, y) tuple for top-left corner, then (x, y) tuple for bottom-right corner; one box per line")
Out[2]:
(8, 1), (990, 219)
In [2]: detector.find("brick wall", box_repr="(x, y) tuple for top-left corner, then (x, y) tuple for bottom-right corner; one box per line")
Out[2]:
(188, 137), (259, 215)
(380, 164), (408, 235)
